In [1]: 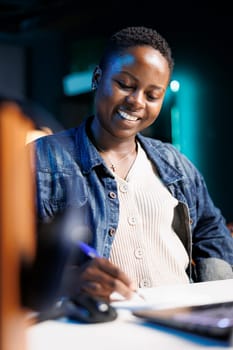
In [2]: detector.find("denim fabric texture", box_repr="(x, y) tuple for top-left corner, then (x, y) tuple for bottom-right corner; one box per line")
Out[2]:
(34, 116), (233, 282)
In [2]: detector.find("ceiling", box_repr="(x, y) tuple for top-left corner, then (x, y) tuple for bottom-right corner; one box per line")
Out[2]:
(0, 0), (232, 38)
(0, 1), (89, 34)
(0, 0), (232, 72)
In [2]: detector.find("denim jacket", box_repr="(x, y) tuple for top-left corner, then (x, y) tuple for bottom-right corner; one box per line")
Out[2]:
(34, 116), (233, 282)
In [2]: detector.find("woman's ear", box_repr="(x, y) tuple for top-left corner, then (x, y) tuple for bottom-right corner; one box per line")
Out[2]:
(91, 66), (102, 91)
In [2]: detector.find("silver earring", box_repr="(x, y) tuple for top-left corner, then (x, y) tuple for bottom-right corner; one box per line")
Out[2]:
(91, 81), (98, 91)
(91, 66), (102, 91)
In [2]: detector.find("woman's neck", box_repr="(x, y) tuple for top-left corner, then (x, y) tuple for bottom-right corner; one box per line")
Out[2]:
(89, 117), (138, 179)
(89, 117), (136, 153)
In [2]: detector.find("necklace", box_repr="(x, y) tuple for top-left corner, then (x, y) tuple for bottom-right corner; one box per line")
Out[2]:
(97, 144), (137, 173)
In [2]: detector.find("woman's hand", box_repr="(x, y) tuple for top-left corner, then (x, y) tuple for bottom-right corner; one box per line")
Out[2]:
(61, 257), (135, 302)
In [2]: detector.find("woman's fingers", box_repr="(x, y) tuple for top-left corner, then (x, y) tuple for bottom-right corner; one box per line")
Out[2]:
(78, 258), (135, 300)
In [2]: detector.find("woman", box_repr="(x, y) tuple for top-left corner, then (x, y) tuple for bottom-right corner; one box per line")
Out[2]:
(34, 26), (233, 302)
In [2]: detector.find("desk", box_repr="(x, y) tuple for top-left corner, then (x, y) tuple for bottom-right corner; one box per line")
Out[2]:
(26, 279), (233, 350)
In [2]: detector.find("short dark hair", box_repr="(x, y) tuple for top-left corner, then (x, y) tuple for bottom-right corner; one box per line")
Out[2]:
(99, 26), (174, 77)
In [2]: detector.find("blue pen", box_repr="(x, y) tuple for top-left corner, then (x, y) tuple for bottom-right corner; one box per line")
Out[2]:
(78, 241), (101, 258)
(78, 242), (145, 301)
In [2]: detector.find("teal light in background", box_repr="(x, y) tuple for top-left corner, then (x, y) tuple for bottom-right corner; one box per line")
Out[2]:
(170, 80), (181, 150)
(171, 104), (181, 151)
(170, 80), (180, 93)
(63, 70), (93, 95)
(169, 71), (201, 167)
(63, 37), (105, 96)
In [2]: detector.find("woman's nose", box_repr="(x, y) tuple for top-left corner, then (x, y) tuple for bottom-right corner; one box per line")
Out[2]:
(125, 90), (145, 109)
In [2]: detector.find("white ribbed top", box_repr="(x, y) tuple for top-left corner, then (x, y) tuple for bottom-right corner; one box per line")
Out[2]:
(109, 143), (189, 288)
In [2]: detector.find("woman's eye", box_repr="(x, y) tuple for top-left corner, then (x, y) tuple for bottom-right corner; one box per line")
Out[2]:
(117, 81), (133, 89)
(147, 95), (158, 101)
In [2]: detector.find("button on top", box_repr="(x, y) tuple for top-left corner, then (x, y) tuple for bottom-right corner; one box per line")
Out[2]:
(134, 248), (144, 259)
(109, 191), (117, 199)
(119, 183), (128, 193)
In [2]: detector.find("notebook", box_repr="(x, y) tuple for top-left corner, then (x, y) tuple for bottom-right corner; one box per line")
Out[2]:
(133, 300), (233, 342)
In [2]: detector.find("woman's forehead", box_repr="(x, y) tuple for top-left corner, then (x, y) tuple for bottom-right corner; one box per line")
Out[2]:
(104, 46), (169, 75)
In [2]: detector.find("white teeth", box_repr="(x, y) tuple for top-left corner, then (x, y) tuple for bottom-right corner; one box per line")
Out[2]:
(119, 111), (138, 121)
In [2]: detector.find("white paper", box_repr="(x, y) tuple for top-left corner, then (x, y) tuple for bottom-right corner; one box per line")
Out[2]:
(111, 279), (233, 311)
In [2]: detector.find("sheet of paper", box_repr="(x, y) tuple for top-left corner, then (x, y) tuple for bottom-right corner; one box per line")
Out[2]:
(111, 279), (233, 311)
(111, 288), (210, 311)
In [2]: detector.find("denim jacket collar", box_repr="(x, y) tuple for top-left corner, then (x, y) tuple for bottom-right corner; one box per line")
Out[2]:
(136, 134), (185, 186)
(75, 117), (109, 175)
(76, 117), (184, 185)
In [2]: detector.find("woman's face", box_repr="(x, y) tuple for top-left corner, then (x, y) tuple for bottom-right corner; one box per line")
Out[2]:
(93, 45), (170, 141)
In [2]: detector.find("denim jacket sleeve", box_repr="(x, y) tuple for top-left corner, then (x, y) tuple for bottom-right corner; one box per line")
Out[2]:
(33, 130), (89, 221)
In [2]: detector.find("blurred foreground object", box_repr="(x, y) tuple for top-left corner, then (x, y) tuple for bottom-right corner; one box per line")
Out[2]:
(0, 102), (36, 350)
(0, 95), (63, 145)
(0, 101), (71, 350)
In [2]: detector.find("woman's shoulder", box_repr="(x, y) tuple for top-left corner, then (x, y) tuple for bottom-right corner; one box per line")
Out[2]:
(137, 133), (183, 157)
(33, 127), (80, 169)
(36, 127), (76, 144)
(137, 133), (200, 176)
(35, 117), (89, 150)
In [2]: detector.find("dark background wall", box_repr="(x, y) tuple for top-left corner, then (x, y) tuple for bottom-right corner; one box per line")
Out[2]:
(0, 0), (232, 221)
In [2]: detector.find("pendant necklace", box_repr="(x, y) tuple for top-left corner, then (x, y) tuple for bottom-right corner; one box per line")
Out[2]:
(98, 145), (136, 173)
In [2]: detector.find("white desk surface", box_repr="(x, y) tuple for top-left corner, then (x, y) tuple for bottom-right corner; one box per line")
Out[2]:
(27, 278), (233, 350)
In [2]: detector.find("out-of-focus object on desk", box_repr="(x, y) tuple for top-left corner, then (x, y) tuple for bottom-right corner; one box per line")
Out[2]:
(37, 294), (118, 324)
(0, 101), (36, 350)
(133, 300), (233, 342)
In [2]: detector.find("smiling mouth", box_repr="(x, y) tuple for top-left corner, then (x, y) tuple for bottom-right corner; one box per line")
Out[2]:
(118, 110), (140, 121)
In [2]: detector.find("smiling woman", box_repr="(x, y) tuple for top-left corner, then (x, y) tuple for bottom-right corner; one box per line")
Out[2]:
(87, 42), (171, 182)
(33, 26), (233, 305)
